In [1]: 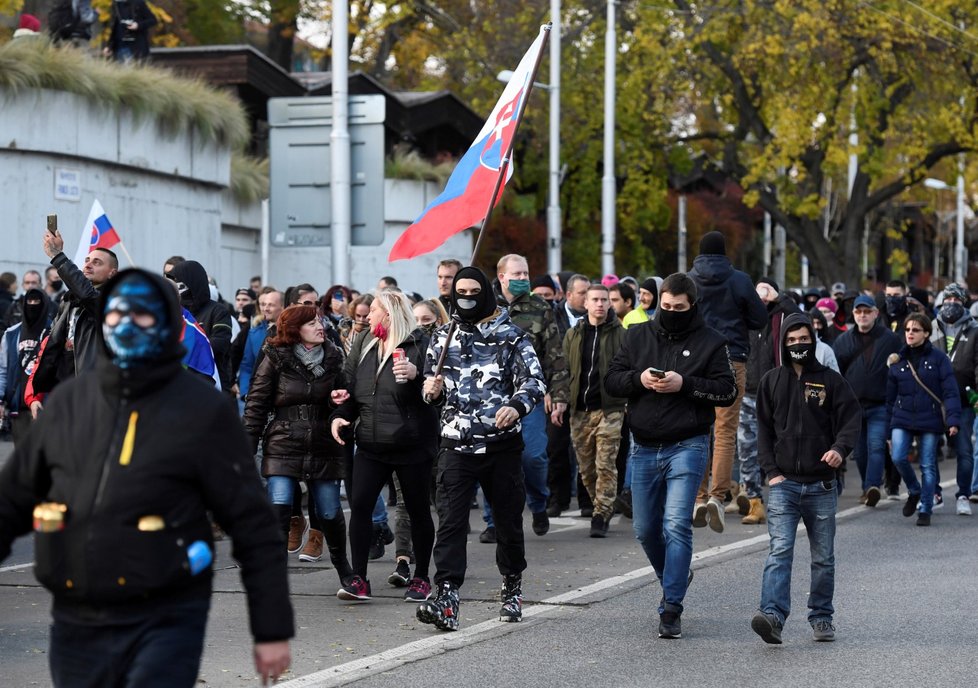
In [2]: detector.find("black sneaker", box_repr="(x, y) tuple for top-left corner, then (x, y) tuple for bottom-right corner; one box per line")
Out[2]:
(751, 611), (783, 644)
(532, 510), (550, 536)
(417, 581), (460, 631)
(865, 486), (881, 507)
(499, 574), (523, 622)
(580, 506), (593, 518)
(479, 526), (496, 544)
(917, 512), (931, 526)
(388, 559), (411, 587)
(589, 514), (608, 538)
(368, 528), (385, 560)
(658, 611), (682, 639)
(812, 619), (836, 642)
(903, 493), (920, 517)
(614, 490), (633, 519)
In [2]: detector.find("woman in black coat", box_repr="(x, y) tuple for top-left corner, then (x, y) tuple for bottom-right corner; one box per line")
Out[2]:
(244, 305), (354, 590)
(330, 290), (438, 602)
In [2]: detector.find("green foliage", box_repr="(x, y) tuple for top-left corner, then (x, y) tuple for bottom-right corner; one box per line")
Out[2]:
(230, 154), (268, 204)
(0, 36), (249, 149)
(384, 147), (454, 185)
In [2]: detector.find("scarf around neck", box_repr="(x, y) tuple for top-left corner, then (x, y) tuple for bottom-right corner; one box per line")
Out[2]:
(293, 343), (326, 378)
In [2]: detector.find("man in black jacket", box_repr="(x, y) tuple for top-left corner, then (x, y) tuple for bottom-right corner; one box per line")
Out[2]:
(832, 295), (901, 505)
(751, 312), (861, 645)
(0, 268), (293, 686)
(605, 272), (737, 640)
(167, 260), (234, 393)
(688, 232), (767, 533)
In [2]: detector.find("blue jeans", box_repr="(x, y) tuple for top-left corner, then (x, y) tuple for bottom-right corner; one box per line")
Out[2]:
(631, 435), (709, 614)
(373, 493), (389, 525)
(49, 598), (209, 687)
(891, 429), (939, 515)
(760, 479), (837, 625)
(953, 405), (976, 499)
(851, 404), (888, 491)
(267, 476), (342, 520)
(484, 405), (550, 526)
(737, 394), (763, 498)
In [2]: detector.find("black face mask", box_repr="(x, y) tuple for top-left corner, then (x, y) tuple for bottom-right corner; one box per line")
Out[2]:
(658, 303), (698, 334)
(49, 279), (64, 292)
(941, 302), (965, 324)
(885, 295), (907, 317)
(451, 267), (496, 324)
(419, 322), (439, 337)
(786, 342), (816, 365)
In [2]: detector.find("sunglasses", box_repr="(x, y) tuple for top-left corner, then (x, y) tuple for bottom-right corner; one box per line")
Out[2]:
(904, 327), (925, 333)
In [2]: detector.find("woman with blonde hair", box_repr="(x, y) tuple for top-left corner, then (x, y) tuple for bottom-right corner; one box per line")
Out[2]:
(413, 298), (448, 335)
(330, 290), (439, 601)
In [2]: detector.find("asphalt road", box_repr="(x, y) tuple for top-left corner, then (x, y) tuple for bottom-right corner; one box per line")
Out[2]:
(2, 439), (976, 687)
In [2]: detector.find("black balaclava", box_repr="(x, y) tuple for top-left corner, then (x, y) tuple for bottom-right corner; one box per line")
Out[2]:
(451, 266), (497, 324)
(166, 260), (210, 314)
(20, 288), (49, 340)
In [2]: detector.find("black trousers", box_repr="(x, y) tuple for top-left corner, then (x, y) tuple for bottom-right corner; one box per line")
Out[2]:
(434, 447), (526, 588)
(350, 450), (434, 581)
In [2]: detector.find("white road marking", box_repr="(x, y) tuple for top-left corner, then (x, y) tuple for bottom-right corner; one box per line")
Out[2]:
(277, 482), (938, 687)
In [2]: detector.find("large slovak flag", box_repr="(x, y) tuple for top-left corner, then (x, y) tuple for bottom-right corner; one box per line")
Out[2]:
(388, 28), (548, 261)
(72, 199), (122, 268)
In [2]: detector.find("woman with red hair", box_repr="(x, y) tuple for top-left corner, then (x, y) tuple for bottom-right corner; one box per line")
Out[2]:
(244, 305), (354, 592)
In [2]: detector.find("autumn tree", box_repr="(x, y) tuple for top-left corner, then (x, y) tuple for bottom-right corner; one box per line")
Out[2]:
(637, 0), (978, 286)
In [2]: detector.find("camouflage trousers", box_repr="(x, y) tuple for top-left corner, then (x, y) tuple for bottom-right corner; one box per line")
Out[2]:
(570, 409), (624, 519)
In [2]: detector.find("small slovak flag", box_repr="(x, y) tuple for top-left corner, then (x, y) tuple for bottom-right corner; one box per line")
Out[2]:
(72, 199), (122, 268)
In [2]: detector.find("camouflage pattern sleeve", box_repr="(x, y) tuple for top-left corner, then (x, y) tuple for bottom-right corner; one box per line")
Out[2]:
(540, 304), (570, 405)
(508, 332), (546, 416)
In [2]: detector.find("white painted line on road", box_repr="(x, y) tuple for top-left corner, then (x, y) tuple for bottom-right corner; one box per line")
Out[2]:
(0, 562), (32, 573)
(279, 481), (951, 688)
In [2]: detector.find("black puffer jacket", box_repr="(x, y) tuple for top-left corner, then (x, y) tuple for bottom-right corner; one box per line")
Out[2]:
(333, 329), (437, 460)
(243, 342), (345, 480)
(51, 251), (105, 375)
(0, 269), (293, 642)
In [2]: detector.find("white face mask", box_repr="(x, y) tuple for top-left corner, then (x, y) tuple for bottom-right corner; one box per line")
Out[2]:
(456, 298), (478, 310)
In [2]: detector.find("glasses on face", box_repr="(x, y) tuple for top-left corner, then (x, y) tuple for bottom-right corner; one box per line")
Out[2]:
(904, 327), (924, 333)
(298, 300), (317, 306)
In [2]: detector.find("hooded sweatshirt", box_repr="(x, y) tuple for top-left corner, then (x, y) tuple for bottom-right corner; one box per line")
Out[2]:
(756, 312), (862, 484)
(167, 261), (233, 391)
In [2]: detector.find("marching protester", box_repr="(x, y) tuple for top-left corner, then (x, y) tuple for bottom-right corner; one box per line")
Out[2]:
(0, 288), (52, 443)
(886, 313), (961, 526)
(0, 268), (293, 686)
(330, 290), (438, 602)
(416, 266), (545, 631)
(605, 272), (737, 640)
(243, 305), (355, 592)
(751, 312), (861, 644)
(929, 283), (977, 515)
(563, 284), (627, 537)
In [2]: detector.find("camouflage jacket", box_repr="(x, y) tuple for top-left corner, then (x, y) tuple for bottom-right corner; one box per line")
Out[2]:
(425, 309), (546, 454)
(497, 292), (570, 405)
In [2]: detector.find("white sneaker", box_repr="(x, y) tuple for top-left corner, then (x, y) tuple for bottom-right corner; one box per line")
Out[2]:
(706, 497), (725, 533)
(957, 496), (972, 516)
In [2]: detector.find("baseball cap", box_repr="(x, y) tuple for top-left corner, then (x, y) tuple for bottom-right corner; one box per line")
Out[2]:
(831, 282), (847, 296)
(853, 295), (876, 310)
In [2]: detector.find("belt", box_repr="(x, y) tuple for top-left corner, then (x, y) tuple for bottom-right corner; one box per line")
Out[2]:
(274, 405), (326, 421)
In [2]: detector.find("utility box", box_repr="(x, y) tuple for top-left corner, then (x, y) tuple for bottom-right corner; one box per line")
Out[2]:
(268, 95), (385, 247)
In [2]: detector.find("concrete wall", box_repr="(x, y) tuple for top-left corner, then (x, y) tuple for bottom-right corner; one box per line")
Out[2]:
(0, 88), (229, 282)
(0, 88), (471, 301)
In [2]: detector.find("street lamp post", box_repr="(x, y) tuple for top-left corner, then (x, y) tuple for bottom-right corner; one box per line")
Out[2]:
(548, 0), (562, 274)
(601, 0), (616, 277)
(925, 177), (965, 283)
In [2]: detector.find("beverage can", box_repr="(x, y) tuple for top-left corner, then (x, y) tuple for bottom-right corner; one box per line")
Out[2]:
(393, 348), (408, 383)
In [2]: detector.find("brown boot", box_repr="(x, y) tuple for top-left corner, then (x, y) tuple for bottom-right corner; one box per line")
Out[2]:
(288, 514), (309, 554)
(299, 529), (324, 562)
(741, 498), (766, 525)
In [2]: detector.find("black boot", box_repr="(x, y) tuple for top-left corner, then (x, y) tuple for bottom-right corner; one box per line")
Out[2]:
(322, 512), (355, 586)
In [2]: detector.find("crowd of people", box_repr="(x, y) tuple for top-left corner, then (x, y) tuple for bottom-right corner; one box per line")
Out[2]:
(2, 225), (978, 683)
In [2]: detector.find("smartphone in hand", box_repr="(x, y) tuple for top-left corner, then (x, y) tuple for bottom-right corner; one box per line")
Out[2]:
(648, 367), (666, 379)
(47, 214), (58, 236)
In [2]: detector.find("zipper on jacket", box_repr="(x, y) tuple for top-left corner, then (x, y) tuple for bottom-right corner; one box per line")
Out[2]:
(582, 327), (599, 406)
(94, 398), (130, 510)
